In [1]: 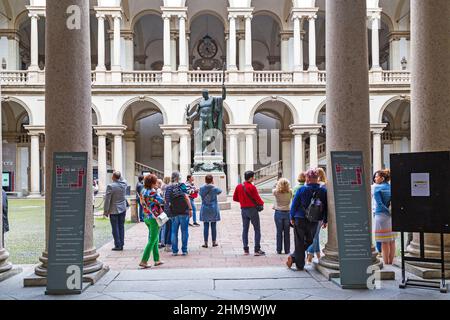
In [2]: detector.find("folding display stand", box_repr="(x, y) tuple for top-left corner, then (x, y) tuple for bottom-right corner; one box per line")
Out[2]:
(400, 232), (448, 293)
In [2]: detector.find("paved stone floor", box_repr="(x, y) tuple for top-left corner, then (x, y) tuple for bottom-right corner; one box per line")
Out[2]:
(1, 264), (450, 300)
(1, 198), (449, 300)
(98, 200), (305, 270)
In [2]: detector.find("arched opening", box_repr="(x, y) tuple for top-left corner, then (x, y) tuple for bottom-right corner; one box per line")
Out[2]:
(381, 98), (411, 168)
(251, 100), (294, 187)
(122, 100), (166, 188)
(133, 13), (164, 71)
(1, 100), (33, 195)
(189, 13), (225, 71)
(17, 15), (46, 70)
(251, 13), (281, 71)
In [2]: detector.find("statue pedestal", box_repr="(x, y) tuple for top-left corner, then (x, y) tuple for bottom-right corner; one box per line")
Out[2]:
(192, 153), (231, 210)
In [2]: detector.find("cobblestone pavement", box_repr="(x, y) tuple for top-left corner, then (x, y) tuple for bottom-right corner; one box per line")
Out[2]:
(98, 199), (305, 271)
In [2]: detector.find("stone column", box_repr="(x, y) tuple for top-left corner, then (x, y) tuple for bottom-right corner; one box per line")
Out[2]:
(309, 130), (319, 169)
(244, 13), (254, 82)
(245, 128), (255, 172)
(28, 13), (39, 71)
(171, 33), (177, 72)
(112, 13), (122, 70)
(228, 15), (238, 71)
(371, 125), (385, 173)
(29, 132), (41, 197)
(0, 84), (12, 277)
(408, 0), (450, 276)
(96, 130), (107, 194)
(293, 14), (302, 72)
(163, 132), (173, 177)
(178, 14), (187, 73)
(319, 0), (378, 272)
(370, 12), (381, 70)
(179, 131), (190, 181)
(162, 13), (172, 82)
(227, 129), (240, 193)
(280, 33), (290, 72)
(33, 0), (104, 280)
(281, 131), (292, 182)
(308, 14), (318, 72)
(292, 129), (305, 180)
(238, 32), (245, 71)
(96, 13), (106, 71)
(124, 131), (136, 192)
(113, 132), (124, 174)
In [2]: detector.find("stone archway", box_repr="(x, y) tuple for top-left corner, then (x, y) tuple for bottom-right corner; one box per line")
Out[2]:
(121, 99), (166, 189)
(251, 98), (295, 186)
(380, 98), (411, 169)
(1, 99), (32, 195)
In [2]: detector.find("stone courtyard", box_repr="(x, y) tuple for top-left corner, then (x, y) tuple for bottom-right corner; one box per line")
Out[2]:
(1, 199), (449, 300)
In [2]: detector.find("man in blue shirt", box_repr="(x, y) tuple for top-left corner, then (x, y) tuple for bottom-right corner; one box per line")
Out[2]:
(287, 169), (328, 271)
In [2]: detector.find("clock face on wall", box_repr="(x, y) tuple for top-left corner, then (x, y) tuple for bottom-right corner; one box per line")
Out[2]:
(197, 35), (218, 59)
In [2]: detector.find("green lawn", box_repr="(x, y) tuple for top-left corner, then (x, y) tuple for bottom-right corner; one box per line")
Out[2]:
(3, 198), (134, 265)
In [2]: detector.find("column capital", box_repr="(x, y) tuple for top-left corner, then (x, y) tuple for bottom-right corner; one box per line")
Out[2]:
(0, 29), (20, 41)
(94, 125), (127, 136)
(291, 8), (319, 20)
(112, 12), (122, 20)
(281, 129), (293, 141)
(121, 30), (134, 40)
(93, 7), (122, 17)
(24, 125), (45, 136)
(160, 125), (191, 136)
(289, 124), (322, 135)
(227, 7), (254, 18)
(161, 7), (188, 19)
(124, 130), (136, 141)
(95, 12), (106, 20)
(280, 31), (294, 41)
(389, 31), (411, 42)
(26, 5), (46, 17)
(370, 123), (387, 134)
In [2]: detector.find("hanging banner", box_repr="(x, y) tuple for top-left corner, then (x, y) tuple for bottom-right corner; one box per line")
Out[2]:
(331, 151), (373, 289)
(46, 152), (88, 295)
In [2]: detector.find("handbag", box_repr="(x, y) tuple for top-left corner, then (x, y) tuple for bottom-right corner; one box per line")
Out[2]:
(140, 194), (169, 227)
(242, 183), (264, 212)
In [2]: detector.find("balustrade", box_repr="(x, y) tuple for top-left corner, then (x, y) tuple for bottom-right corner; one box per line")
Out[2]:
(0, 70), (412, 86)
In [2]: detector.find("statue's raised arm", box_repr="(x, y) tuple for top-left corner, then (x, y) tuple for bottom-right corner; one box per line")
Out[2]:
(186, 103), (199, 123)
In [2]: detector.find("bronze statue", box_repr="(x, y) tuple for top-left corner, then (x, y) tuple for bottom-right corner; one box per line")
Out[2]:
(186, 84), (226, 154)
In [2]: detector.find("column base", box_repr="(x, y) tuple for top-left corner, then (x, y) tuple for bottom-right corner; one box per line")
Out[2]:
(308, 70), (319, 83)
(0, 265), (22, 283)
(293, 71), (305, 83)
(24, 248), (107, 287)
(393, 258), (450, 280)
(24, 266), (110, 287)
(162, 70), (172, 83)
(178, 70), (188, 83)
(228, 71), (238, 83)
(317, 245), (384, 279)
(27, 192), (43, 199)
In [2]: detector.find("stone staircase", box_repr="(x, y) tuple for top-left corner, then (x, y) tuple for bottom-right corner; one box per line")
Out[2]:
(135, 161), (164, 179)
(254, 160), (282, 193)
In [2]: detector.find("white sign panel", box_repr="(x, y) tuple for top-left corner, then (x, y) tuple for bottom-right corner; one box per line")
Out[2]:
(411, 173), (430, 197)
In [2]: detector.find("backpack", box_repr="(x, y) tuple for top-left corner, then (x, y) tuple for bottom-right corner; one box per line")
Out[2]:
(169, 184), (189, 215)
(304, 191), (324, 223)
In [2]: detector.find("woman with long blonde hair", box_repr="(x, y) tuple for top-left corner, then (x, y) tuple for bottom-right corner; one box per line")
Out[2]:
(272, 178), (293, 254)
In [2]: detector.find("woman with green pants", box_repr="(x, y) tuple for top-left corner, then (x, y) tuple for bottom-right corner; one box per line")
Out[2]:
(139, 174), (165, 269)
